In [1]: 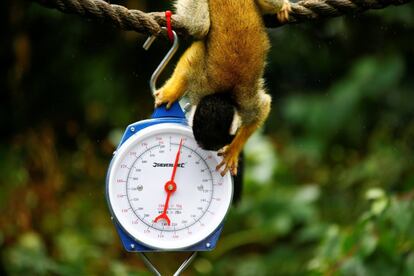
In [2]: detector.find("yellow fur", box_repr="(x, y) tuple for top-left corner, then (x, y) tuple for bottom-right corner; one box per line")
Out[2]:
(155, 0), (291, 175)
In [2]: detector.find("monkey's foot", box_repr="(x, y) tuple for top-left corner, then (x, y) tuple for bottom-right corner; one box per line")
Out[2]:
(216, 145), (239, 176)
(154, 88), (181, 109)
(276, 0), (291, 23)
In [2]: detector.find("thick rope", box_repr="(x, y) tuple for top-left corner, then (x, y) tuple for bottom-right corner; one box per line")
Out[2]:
(264, 0), (412, 27)
(32, 0), (412, 37)
(33, 0), (162, 35)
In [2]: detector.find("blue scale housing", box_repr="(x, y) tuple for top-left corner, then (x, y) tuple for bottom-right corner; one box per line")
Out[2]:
(106, 102), (225, 252)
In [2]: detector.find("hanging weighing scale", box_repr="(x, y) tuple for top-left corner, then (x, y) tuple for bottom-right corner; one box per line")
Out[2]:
(106, 30), (233, 275)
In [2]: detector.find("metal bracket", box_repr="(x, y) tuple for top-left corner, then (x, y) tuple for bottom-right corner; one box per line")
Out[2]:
(139, 252), (198, 276)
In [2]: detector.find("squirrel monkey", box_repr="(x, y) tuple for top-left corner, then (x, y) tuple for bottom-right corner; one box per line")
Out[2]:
(155, 0), (291, 176)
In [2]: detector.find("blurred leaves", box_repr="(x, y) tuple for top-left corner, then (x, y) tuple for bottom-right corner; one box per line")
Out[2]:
(310, 190), (414, 275)
(283, 55), (404, 158)
(1, 0), (414, 275)
(4, 232), (61, 275)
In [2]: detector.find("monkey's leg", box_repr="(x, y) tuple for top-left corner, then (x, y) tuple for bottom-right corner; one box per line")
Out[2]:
(155, 41), (205, 108)
(174, 0), (210, 38)
(217, 88), (271, 176)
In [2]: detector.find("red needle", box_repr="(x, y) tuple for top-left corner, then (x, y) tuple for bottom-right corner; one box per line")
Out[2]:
(154, 138), (183, 225)
(170, 138), (183, 182)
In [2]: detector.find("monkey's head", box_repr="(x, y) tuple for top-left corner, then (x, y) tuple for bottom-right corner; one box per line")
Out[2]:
(192, 94), (244, 203)
(192, 93), (235, 151)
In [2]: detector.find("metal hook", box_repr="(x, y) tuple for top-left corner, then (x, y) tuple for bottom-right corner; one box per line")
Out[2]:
(143, 28), (179, 96)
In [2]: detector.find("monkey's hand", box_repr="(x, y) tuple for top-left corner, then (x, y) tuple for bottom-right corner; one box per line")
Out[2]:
(276, 0), (291, 22)
(217, 145), (240, 176)
(215, 120), (261, 176)
(154, 76), (187, 109)
(154, 87), (180, 109)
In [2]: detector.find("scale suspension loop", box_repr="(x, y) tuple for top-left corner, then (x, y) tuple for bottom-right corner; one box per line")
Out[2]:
(139, 252), (197, 276)
(143, 28), (179, 96)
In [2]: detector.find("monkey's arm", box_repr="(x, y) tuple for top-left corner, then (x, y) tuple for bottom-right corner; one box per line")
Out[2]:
(174, 0), (210, 39)
(155, 41), (206, 108)
(255, 0), (291, 21)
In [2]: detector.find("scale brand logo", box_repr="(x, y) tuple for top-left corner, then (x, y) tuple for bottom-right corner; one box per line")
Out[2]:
(153, 162), (185, 168)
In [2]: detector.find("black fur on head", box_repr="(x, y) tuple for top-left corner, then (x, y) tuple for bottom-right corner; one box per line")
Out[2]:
(192, 93), (235, 151)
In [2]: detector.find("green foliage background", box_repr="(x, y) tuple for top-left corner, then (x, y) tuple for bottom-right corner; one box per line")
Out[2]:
(1, 1), (414, 275)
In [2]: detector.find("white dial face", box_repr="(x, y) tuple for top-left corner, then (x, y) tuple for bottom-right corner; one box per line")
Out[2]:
(107, 123), (233, 250)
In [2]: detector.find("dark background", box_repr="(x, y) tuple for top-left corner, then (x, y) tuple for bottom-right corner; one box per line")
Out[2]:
(1, 0), (414, 275)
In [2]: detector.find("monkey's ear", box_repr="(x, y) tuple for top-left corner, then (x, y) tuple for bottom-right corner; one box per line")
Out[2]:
(174, 0), (210, 38)
(192, 94), (235, 151)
